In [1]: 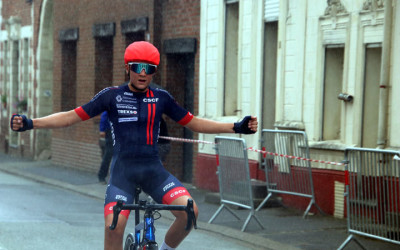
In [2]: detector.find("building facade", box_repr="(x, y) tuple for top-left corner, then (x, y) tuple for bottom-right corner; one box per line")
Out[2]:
(0, 0), (201, 182)
(0, 0), (51, 160)
(196, 0), (400, 216)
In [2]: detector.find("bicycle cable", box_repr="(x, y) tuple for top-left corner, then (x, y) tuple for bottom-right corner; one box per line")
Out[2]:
(152, 210), (162, 220)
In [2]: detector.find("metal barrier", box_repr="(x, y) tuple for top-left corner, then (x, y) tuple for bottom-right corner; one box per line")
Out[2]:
(208, 136), (264, 232)
(338, 148), (400, 249)
(256, 129), (324, 218)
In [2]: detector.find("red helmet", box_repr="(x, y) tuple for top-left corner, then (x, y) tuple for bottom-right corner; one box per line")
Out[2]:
(124, 41), (160, 66)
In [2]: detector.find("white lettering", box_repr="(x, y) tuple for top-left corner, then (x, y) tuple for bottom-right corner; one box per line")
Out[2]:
(116, 104), (137, 109)
(118, 110), (137, 114)
(170, 189), (186, 198)
(163, 182), (175, 192)
(118, 117), (138, 123)
(143, 98), (159, 103)
(115, 195), (127, 202)
(124, 92), (133, 96)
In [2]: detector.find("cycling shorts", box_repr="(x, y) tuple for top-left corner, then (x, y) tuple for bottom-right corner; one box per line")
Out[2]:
(104, 156), (190, 218)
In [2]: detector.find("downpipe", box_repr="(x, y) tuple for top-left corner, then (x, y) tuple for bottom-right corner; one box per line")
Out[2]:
(377, 0), (393, 149)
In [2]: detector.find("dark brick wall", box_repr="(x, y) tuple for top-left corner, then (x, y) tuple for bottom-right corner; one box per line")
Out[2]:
(52, 0), (200, 178)
(51, 0), (201, 176)
(159, 0), (201, 181)
(1, 1), (33, 28)
(51, 0), (158, 171)
(0, 0), (201, 179)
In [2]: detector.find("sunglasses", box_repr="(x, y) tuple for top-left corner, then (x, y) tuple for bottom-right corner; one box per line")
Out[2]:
(128, 62), (157, 75)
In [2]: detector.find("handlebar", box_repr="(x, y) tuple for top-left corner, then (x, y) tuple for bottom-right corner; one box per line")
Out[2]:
(109, 199), (197, 231)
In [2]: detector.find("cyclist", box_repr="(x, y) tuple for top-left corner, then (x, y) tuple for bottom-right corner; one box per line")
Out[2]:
(10, 41), (258, 250)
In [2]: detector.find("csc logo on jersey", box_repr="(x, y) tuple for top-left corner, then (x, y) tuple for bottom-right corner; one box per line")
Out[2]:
(143, 98), (159, 103)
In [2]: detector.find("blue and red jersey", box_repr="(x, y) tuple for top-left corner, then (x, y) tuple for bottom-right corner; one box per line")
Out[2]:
(75, 85), (193, 158)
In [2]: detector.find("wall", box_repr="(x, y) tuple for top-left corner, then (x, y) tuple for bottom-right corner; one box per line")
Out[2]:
(159, 0), (201, 181)
(52, 0), (156, 171)
(0, 0), (39, 158)
(197, 0), (399, 217)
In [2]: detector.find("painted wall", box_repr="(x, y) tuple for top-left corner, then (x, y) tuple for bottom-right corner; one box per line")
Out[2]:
(196, 0), (399, 217)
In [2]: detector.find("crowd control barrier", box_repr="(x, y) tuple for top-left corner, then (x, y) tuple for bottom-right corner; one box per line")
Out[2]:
(338, 148), (400, 249)
(208, 136), (264, 232)
(256, 129), (324, 218)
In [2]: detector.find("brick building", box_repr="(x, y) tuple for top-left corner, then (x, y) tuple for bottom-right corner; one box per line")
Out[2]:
(52, 0), (200, 181)
(0, 0), (201, 183)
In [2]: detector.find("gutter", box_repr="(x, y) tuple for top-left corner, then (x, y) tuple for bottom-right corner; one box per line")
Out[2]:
(377, 0), (393, 148)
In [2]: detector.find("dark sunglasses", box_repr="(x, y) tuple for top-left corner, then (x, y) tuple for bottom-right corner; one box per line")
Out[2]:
(128, 62), (157, 75)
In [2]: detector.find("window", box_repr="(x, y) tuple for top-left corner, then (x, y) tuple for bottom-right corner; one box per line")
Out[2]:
(9, 41), (20, 146)
(361, 45), (381, 147)
(61, 41), (77, 111)
(22, 39), (29, 91)
(262, 21), (278, 129)
(95, 37), (113, 93)
(223, 0), (239, 116)
(322, 46), (344, 140)
(2, 41), (9, 94)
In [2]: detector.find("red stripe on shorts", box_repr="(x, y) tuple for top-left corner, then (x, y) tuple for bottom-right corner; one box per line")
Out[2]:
(104, 202), (131, 218)
(162, 187), (190, 204)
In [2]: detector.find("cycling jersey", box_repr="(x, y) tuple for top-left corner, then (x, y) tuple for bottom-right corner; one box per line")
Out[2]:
(74, 85), (194, 216)
(75, 85), (193, 157)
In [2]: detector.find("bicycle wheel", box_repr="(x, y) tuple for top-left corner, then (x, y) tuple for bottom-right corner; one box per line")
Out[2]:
(124, 233), (136, 250)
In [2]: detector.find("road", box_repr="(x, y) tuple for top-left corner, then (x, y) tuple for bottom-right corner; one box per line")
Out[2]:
(0, 171), (262, 250)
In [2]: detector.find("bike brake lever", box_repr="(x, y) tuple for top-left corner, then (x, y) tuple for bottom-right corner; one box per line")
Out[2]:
(185, 199), (197, 230)
(109, 200), (124, 230)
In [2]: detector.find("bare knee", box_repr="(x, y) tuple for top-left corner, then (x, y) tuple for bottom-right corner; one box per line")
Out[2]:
(172, 200), (199, 228)
(104, 214), (127, 250)
(105, 223), (124, 240)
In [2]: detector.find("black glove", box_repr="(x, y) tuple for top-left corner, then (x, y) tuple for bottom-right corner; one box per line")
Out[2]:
(233, 116), (255, 134)
(11, 114), (33, 132)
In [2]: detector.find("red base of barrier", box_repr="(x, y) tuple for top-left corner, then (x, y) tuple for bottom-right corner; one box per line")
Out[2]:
(194, 153), (260, 192)
(194, 153), (347, 216)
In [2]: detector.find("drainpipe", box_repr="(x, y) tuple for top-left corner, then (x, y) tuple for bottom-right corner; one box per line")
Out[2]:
(377, 0), (392, 149)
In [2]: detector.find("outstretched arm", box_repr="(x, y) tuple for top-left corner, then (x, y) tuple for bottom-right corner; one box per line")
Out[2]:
(11, 110), (82, 131)
(185, 116), (258, 134)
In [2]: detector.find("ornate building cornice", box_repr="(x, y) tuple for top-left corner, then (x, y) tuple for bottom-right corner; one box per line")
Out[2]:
(362, 0), (385, 12)
(324, 0), (348, 17)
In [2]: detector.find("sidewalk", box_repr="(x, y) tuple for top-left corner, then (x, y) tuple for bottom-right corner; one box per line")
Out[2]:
(0, 152), (398, 250)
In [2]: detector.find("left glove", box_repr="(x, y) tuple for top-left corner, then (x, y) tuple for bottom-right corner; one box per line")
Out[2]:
(10, 114), (33, 132)
(233, 116), (255, 134)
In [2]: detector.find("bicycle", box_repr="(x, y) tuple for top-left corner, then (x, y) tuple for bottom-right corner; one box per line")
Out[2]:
(109, 187), (197, 250)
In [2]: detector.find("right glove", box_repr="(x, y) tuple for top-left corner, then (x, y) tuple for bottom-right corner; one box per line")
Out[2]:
(10, 114), (34, 132)
(233, 116), (256, 134)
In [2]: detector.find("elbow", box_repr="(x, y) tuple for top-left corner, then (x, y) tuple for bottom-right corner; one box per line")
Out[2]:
(61, 111), (80, 128)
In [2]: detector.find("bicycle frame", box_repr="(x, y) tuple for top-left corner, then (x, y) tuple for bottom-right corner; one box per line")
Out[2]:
(109, 187), (197, 249)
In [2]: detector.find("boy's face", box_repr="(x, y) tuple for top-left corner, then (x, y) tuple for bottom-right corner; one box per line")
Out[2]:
(125, 62), (155, 92)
